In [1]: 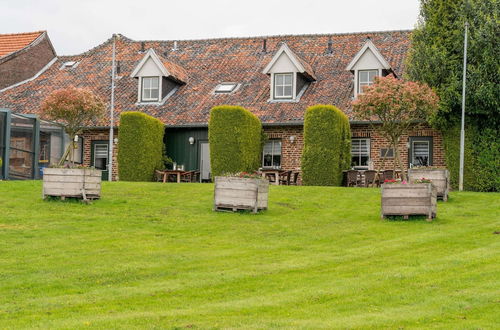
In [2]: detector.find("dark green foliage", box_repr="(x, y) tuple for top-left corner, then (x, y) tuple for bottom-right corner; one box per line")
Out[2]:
(301, 105), (351, 186)
(118, 112), (165, 181)
(208, 105), (262, 176)
(406, 0), (500, 128)
(442, 124), (499, 192)
(407, 0), (499, 191)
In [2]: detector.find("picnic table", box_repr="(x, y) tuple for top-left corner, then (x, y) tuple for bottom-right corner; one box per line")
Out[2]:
(161, 169), (185, 183)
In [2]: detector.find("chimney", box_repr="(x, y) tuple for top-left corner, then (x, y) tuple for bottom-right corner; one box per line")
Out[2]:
(140, 42), (145, 53)
(262, 39), (267, 53)
(116, 61), (121, 75)
(327, 37), (333, 54)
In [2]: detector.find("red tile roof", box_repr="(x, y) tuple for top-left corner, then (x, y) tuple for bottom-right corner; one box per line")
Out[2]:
(0, 30), (411, 126)
(0, 31), (45, 58)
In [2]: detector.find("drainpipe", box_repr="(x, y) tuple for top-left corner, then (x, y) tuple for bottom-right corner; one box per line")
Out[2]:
(108, 34), (117, 181)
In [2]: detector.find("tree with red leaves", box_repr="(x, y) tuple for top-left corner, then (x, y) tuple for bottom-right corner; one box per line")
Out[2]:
(352, 75), (439, 182)
(41, 87), (106, 165)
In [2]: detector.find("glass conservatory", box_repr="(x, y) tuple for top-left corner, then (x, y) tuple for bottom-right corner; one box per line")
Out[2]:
(0, 109), (65, 180)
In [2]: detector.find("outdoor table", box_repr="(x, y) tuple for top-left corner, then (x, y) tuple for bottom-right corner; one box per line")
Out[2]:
(260, 169), (281, 185)
(162, 170), (185, 183)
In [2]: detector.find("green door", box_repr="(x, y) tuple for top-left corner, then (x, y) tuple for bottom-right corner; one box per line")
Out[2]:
(91, 140), (109, 180)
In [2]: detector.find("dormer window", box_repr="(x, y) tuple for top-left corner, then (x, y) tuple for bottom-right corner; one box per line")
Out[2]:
(358, 70), (378, 94)
(346, 39), (392, 98)
(141, 77), (160, 102)
(262, 43), (316, 102)
(131, 48), (188, 105)
(274, 73), (293, 99)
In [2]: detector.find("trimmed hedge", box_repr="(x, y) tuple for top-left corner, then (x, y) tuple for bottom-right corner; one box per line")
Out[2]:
(301, 105), (351, 186)
(118, 112), (165, 181)
(442, 124), (499, 192)
(209, 105), (262, 176)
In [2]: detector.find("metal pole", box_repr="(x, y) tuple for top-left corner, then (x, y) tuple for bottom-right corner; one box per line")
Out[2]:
(108, 35), (116, 182)
(459, 22), (468, 191)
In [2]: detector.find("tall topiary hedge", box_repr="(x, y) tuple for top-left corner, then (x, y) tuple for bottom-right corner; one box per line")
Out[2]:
(209, 105), (262, 176)
(301, 105), (351, 186)
(118, 111), (165, 181)
(442, 125), (499, 192)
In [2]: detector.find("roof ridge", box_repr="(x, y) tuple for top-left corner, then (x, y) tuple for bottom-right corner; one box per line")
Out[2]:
(0, 30), (45, 37)
(124, 29), (412, 44)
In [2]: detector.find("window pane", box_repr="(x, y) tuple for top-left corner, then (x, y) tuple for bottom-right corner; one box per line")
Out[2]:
(275, 86), (283, 97)
(151, 77), (159, 88)
(143, 78), (151, 88)
(275, 74), (284, 85)
(413, 141), (429, 166)
(272, 155), (281, 167)
(273, 141), (282, 155)
(359, 71), (368, 82)
(368, 70), (377, 81)
(284, 74), (292, 85)
(284, 86), (292, 97)
(151, 88), (159, 99)
(263, 142), (273, 154)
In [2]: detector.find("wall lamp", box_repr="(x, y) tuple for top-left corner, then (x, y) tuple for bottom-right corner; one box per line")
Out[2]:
(289, 135), (296, 143)
(188, 136), (195, 145)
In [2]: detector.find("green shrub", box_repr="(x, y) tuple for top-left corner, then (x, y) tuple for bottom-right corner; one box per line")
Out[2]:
(442, 124), (499, 192)
(118, 112), (165, 181)
(301, 105), (351, 186)
(209, 105), (262, 176)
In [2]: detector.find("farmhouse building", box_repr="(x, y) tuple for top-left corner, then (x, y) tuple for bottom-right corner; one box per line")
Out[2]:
(0, 30), (445, 181)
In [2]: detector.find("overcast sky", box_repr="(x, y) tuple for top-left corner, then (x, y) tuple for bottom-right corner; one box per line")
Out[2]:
(1, 0), (420, 55)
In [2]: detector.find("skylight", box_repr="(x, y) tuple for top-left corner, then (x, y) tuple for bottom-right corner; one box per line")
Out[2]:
(60, 61), (79, 69)
(215, 83), (237, 93)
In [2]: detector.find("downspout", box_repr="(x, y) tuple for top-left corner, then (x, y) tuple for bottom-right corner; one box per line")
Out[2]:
(108, 34), (117, 181)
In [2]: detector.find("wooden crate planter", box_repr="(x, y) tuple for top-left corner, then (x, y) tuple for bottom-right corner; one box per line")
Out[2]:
(43, 168), (102, 200)
(381, 183), (437, 220)
(408, 168), (450, 201)
(214, 176), (269, 213)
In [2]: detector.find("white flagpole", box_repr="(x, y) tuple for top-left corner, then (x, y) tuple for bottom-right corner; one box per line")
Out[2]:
(108, 34), (116, 182)
(459, 22), (468, 191)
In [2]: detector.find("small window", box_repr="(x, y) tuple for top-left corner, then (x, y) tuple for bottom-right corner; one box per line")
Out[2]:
(358, 70), (378, 94)
(274, 73), (293, 99)
(351, 138), (370, 169)
(60, 61), (79, 69)
(263, 140), (281, 168)
(410, 137), (433, 167)
(215, 83), (237, 93)
(380, 148), (394, 158)
(141, 77), (160, 102)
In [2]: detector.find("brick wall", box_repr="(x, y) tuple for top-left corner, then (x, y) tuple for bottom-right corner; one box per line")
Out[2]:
(81, 129), (119, 181)
(0, 35), (56, 89)
(263, 123), (445, 178)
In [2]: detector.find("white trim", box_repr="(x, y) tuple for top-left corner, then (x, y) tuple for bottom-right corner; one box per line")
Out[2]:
(136, 85), (178, 106)
(262, 43), (305, 74)
(0, 57), (57, 93)
(140, 76), (161, 102)
(130, 49), (169, 78)
(273, 72), (294, 99)
(345, 39), (391, 71)
(268, 81), (308, 103)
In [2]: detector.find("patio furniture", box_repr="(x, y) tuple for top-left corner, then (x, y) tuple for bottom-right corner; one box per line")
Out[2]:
(289, 171), (300, 185)
(180, 170), (196, 182)
(192, 170), (201, 183)
(279, 170), (292, 185)
(364, 170), (377, 187)
(162, 169), (185, 183)
(382, 170), (395, 182)
(154, 170), (166, 182)
(261, 169), (280, 185)
(346, 170), (361, 187)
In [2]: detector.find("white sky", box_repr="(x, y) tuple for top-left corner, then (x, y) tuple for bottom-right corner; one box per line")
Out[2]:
(0, 0), (420, 55)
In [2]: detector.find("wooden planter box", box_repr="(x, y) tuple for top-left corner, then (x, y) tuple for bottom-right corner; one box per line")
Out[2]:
(381, 183), (437, 220)
(408, 168), (450, 201)
(43, 168), (102, 200)
(214, 176), (269, 213)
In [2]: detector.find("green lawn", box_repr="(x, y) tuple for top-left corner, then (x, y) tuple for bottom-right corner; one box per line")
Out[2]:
(0, 181), (498, 329)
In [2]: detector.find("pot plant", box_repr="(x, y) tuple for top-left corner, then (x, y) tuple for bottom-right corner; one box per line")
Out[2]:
(214, 172), (269, 213)
(381, 179), (437, 221)
(408, 167), (450, 201)
(40, 87), (106, 200)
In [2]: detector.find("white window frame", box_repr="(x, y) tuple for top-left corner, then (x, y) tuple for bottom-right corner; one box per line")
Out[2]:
(141, 76), (160, 102)
(262, 139), (282, 169)
(411, 140), (430, 167)
(351, 138), (371, 169)
(273, 73), (294, 99)
(214, 83), (238, 93)
(357, 70), (378, 94)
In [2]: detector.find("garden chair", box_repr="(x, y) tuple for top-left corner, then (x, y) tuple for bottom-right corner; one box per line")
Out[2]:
(180, 170), (195, 182)
(154, 170), (166, 182)
(346, 170), (361, 187)
(279, 170), (292, 185)
(289, 171), (300, 185)
(364, 170), (377, 187)
(382, 170), (395, 182)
